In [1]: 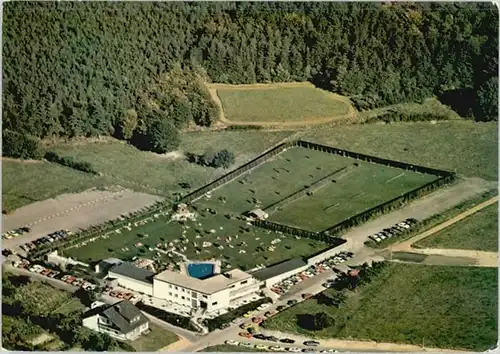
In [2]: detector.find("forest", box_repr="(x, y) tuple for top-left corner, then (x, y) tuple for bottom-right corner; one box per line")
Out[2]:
(2, 2), (498, 156)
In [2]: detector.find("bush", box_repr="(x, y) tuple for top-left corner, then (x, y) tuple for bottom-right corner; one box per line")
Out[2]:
(44, 151), (98, 174)
(135, 302), (199, 332)
(363, 111), (450, 124)
(203, 297), (272, 331)
(227, 125), (264, 130)
(2, 130), (42, 160)
(187, 149), (235, 169)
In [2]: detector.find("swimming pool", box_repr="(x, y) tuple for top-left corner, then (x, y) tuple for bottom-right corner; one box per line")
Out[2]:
(187, 263), (215, 280)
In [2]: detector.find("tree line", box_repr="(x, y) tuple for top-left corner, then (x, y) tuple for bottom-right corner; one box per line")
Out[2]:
(3, 2), (498, 157)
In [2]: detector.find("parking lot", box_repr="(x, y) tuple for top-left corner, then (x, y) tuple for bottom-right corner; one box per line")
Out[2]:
(2, 188), (163, 251)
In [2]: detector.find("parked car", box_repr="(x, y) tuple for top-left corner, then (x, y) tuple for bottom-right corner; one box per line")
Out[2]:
(253, 334), (267, 340)
(225, 340), (239, 345)
(276, 305), (286, 311)
(397, 222), (411, 229)
(286, 348), (302, 353)
(239, 332), (252, 338)
(302, 349), (317, 353)
(280, 338), (295, 344)
(243, 312), (252, 318)
(239, 342), (254, 348)
(287, 299), (298, 306)
(405, 218), (418, 225)
(320, 350), (338, 353)
(303, 341), (320, 347)
(254, 344), (267, 350)
(301, 293), (313, 299)
(269, 346), (286, 351)
(257, 303), (270, 311)
(266, 336), (279, 342)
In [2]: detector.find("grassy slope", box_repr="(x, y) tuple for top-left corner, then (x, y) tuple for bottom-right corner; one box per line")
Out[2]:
(218, 86), (350, 123)
(2, 160), (110, 210)
(3, 130), (293, 210)
(303, 121), (498, 181)
(413, 202), (498, 252)
(263, 264), (498, 351)
(128, 323), (178, 352)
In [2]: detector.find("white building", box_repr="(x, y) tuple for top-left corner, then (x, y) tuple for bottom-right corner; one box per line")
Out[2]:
(153, 268), (260, 312)
(106, 262), (155, 296)
(82, 300), (149, 341)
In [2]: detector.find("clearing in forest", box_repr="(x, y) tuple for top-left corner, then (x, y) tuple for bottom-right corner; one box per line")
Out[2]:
(210, 82), (355, 126)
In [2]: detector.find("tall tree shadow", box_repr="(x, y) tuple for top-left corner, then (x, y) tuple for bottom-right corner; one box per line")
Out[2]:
(438, 88), (476, 117)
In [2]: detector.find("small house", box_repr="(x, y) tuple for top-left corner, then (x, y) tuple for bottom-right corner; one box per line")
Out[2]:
(248, 209), (269, 220)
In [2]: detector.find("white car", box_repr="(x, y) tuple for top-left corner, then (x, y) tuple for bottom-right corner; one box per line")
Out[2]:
(398, 222), (410, 229)
(239, 342), (253, 348)
(225, 340), (239, 345)
(257, 303), (270, 311)
(287, 348), (302, 352)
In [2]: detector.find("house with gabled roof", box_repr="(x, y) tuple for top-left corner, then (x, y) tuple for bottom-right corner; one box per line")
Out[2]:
(82, 300), (149, 341)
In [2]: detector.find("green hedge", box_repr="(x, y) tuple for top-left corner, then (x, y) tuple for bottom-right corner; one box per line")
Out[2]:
(135, 302), (199, 332)
(363, 111), (451, 124)
(44, 151), (98, 174)
(2, 130), (43, 160)
(203, 297), (272, 332)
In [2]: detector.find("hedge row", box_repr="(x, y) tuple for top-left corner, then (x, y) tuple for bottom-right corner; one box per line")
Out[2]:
(296, 140), (453, 176)
(135, 302), (199, 332)
(363, 111), (451, 124)
(44, 151), (98, 174)
(203, 297), (272, 332)
(180, 141), (295, 204)
(264, 166), (350, 213)
(251, 219), (346, 246)
(323, 175), (455, 236)
(226, 125), (264, 130)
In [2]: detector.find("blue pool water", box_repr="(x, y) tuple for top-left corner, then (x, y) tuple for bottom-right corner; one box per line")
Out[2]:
(187, 263), (215, 280)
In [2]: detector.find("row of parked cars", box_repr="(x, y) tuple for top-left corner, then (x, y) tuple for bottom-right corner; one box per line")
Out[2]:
(20, 229), (73, 252)
(368, 218), (418, 243)
(2, 226), (31, 240)
(226, 339), (336, 352)
(271, 252), (354, 296)
(12, 259), (97, 291)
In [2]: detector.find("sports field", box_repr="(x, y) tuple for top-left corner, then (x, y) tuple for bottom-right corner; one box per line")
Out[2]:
(62, 211), (328, 270)
(198, 146), (437, 232)
(263, 264), (498, 351)
(413, 202), (498, 252)
(213, 83), (353, 124)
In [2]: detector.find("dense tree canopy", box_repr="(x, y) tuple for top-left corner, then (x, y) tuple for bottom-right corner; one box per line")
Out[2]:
(3, 2), (498, 146)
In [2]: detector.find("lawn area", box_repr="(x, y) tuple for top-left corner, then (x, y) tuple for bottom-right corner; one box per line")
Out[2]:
(18, 281), (76, 314)
(303, 121), (498, 181)
(62, 211), (329, 270)
(263, 264), (498, 351)
(413, 202), (498, 252)
(199, 146), (436, 232)
(47, 130), (292, 198)
(215, 83), (352, 123)
(51, 297), (86, 315)
(2, 159), (110, 210)
(127, 323), (178, 352)
(202, 344), (264, 352)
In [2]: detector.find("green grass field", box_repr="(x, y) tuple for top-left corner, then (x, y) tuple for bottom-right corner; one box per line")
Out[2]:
(263, 264), (497, 351)
(62, 211), (328, 269)
(217, 84), (351, 123)
(413, 202), (498, 252)
(2, 160), (110, 210)
(199, 146), (436, 232)
(128, 323), (178, 352)
(303, 121), (498, 181)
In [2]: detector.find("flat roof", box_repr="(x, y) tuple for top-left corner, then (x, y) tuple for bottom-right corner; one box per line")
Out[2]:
(108, 262), (155, 284)
(154, 268), (253, 295)
(250, 258), (307, 281)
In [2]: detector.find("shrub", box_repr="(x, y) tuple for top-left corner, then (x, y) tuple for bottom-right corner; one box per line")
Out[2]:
(2, 130), (42, 160)
(203, 297), (272, 331)
(363, 111), (450, 124)
(44, 151), (98, 174)
(135, 302), (199, 332)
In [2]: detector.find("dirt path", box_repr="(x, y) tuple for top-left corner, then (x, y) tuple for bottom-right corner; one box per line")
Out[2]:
(207, 82), (358, 128)
(158, 336), (192, 352)
(386, 195), (498, 267)
(391, 195), (498, 252)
